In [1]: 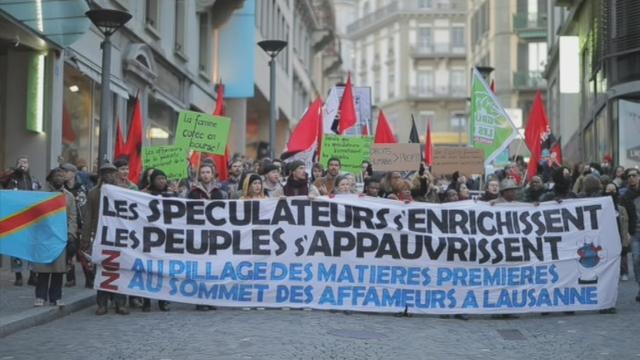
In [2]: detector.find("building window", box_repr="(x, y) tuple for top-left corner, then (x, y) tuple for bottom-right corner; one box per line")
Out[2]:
(417, 27), (433, 50)
(450, 70), (466, 95)
(374, 76), (381, 103)
(528, 41), (547, 72)
(451, 27), (464, 49)
(417, 71), (434, 96)
(145, 0), (159, 30)
(175, 0), (186, 55)
(388, 71), (395, 98)
(418, 111), (435, 134)
(198, 12), (210, 77)
(147, 95), (178, 147)
(418, 0), (432, 9)
(450, 113), (467, 131)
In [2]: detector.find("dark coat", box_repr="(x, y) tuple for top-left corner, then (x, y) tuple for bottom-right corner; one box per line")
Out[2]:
(622, 186), (640, 235)
(188, 182), (228, 200)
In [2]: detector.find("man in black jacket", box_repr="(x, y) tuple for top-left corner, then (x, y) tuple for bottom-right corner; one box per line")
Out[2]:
(621, 168), (640, 302)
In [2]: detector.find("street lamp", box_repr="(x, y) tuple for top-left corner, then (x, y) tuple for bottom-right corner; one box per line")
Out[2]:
(476, 66), (495, 83)
(258, 40), (287, 160)
(86, 9), (132, 168)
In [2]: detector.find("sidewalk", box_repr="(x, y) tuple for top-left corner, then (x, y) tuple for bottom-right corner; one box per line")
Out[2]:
(0, 257), (95, 337)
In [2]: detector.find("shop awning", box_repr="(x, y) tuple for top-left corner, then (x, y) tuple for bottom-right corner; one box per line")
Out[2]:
(0, 0), (90, 49)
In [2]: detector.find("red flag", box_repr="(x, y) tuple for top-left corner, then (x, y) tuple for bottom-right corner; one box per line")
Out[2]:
(425, 120), (433, 166)
(525, 91), (550, 180)
(286, 98), (324, 153)
(338, 73), (357, 135)
(490, 80), (496, 93)
(126, 97), (144, 184)
(317, 99), (324, 160)
(374, 110), (397, 144)
(210, 82), (229, 181)
(213, 83), (225, 116)
(114, 118), (127, 160)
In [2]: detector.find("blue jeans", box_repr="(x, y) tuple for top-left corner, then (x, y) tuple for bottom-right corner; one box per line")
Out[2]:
(632, 233), (640, 287)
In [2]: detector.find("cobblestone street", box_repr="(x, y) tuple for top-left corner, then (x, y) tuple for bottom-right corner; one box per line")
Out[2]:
(1, 279), (638, 360)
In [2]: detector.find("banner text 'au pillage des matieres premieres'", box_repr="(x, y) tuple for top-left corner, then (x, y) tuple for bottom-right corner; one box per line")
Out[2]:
(94, 185), (620, 314)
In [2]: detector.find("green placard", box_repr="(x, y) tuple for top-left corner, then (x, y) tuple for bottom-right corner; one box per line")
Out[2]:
(320, 135), (373, 173)
(175, 111), (231, 155)
(142, 145), (188, 181)
(469, 69), (518, 166)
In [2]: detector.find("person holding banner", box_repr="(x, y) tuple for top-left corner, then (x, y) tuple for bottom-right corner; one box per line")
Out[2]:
(283, 161), (320, 197)
(32, 168), (77, 307)
(479, 178), (500, 202)
(240, 173), (267, 200)
(139, 169), (174, 312)
(387, 179), (413, 203)
(113, 158), (138, 190)
(261, 162), (284, 198)
(188, 164), (228, 201)
(221, 160), (244, 199)
(331, 174), (352, 195)
(311, 163), (325, 183)
(2, 156), (40, 287)
(187, 163), (227, 311)
(83, 163), (129, 316)
(410, 167), (440, 203)
(540, 167), (577, 202)
(314, 157), (342, 196)
(362, 177), (382, 198)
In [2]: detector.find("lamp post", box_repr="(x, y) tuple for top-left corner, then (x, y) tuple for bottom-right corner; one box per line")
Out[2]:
(86, 9), (132, 168)
(476, 65), (495, 83)
(258, 40), (287, 160)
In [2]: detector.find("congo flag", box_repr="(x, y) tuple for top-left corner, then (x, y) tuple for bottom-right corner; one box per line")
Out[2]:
(0, 190), (67, 263)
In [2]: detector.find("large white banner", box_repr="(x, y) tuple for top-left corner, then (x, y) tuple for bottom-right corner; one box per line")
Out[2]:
(93, 185), (620, 314)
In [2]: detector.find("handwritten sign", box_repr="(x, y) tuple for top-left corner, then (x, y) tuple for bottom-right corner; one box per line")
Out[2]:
(431, 147), (485, 176)
(175, 111), (231, 155)
(320, 135), (373, 173)
(370, 144), (421, 171)
(142, 145), (188, 180)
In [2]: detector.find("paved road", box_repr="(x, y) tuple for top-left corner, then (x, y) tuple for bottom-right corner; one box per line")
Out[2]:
(0, 280), (638, 360)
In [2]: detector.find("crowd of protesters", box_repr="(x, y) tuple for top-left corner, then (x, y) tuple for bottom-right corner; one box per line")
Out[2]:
(1, 151), (639, 317)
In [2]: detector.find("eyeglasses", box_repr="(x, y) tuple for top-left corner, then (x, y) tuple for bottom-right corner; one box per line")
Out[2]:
(629, 173), (639, 178)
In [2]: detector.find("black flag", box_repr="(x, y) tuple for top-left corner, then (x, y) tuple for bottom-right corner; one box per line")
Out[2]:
(409, 114), (420, 143)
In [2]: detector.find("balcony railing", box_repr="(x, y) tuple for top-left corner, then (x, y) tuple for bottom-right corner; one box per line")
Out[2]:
(513, 71), (546, 90)
(411, 43), (466, 57)
(409, 85), (467, 98)
(513, 12), (547, 37)
(346, 0), (465, 35)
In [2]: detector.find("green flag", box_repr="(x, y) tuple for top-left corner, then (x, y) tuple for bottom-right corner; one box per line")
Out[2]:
(469, 68), (518, 165)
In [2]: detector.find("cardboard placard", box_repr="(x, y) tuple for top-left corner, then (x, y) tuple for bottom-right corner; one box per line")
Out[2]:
(370, 144), (421, 172)
(142, 145), (188, 180)
(431, 147), (485, 176)
(175, 111), (231, 155)
(319, 135), (373, 173)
